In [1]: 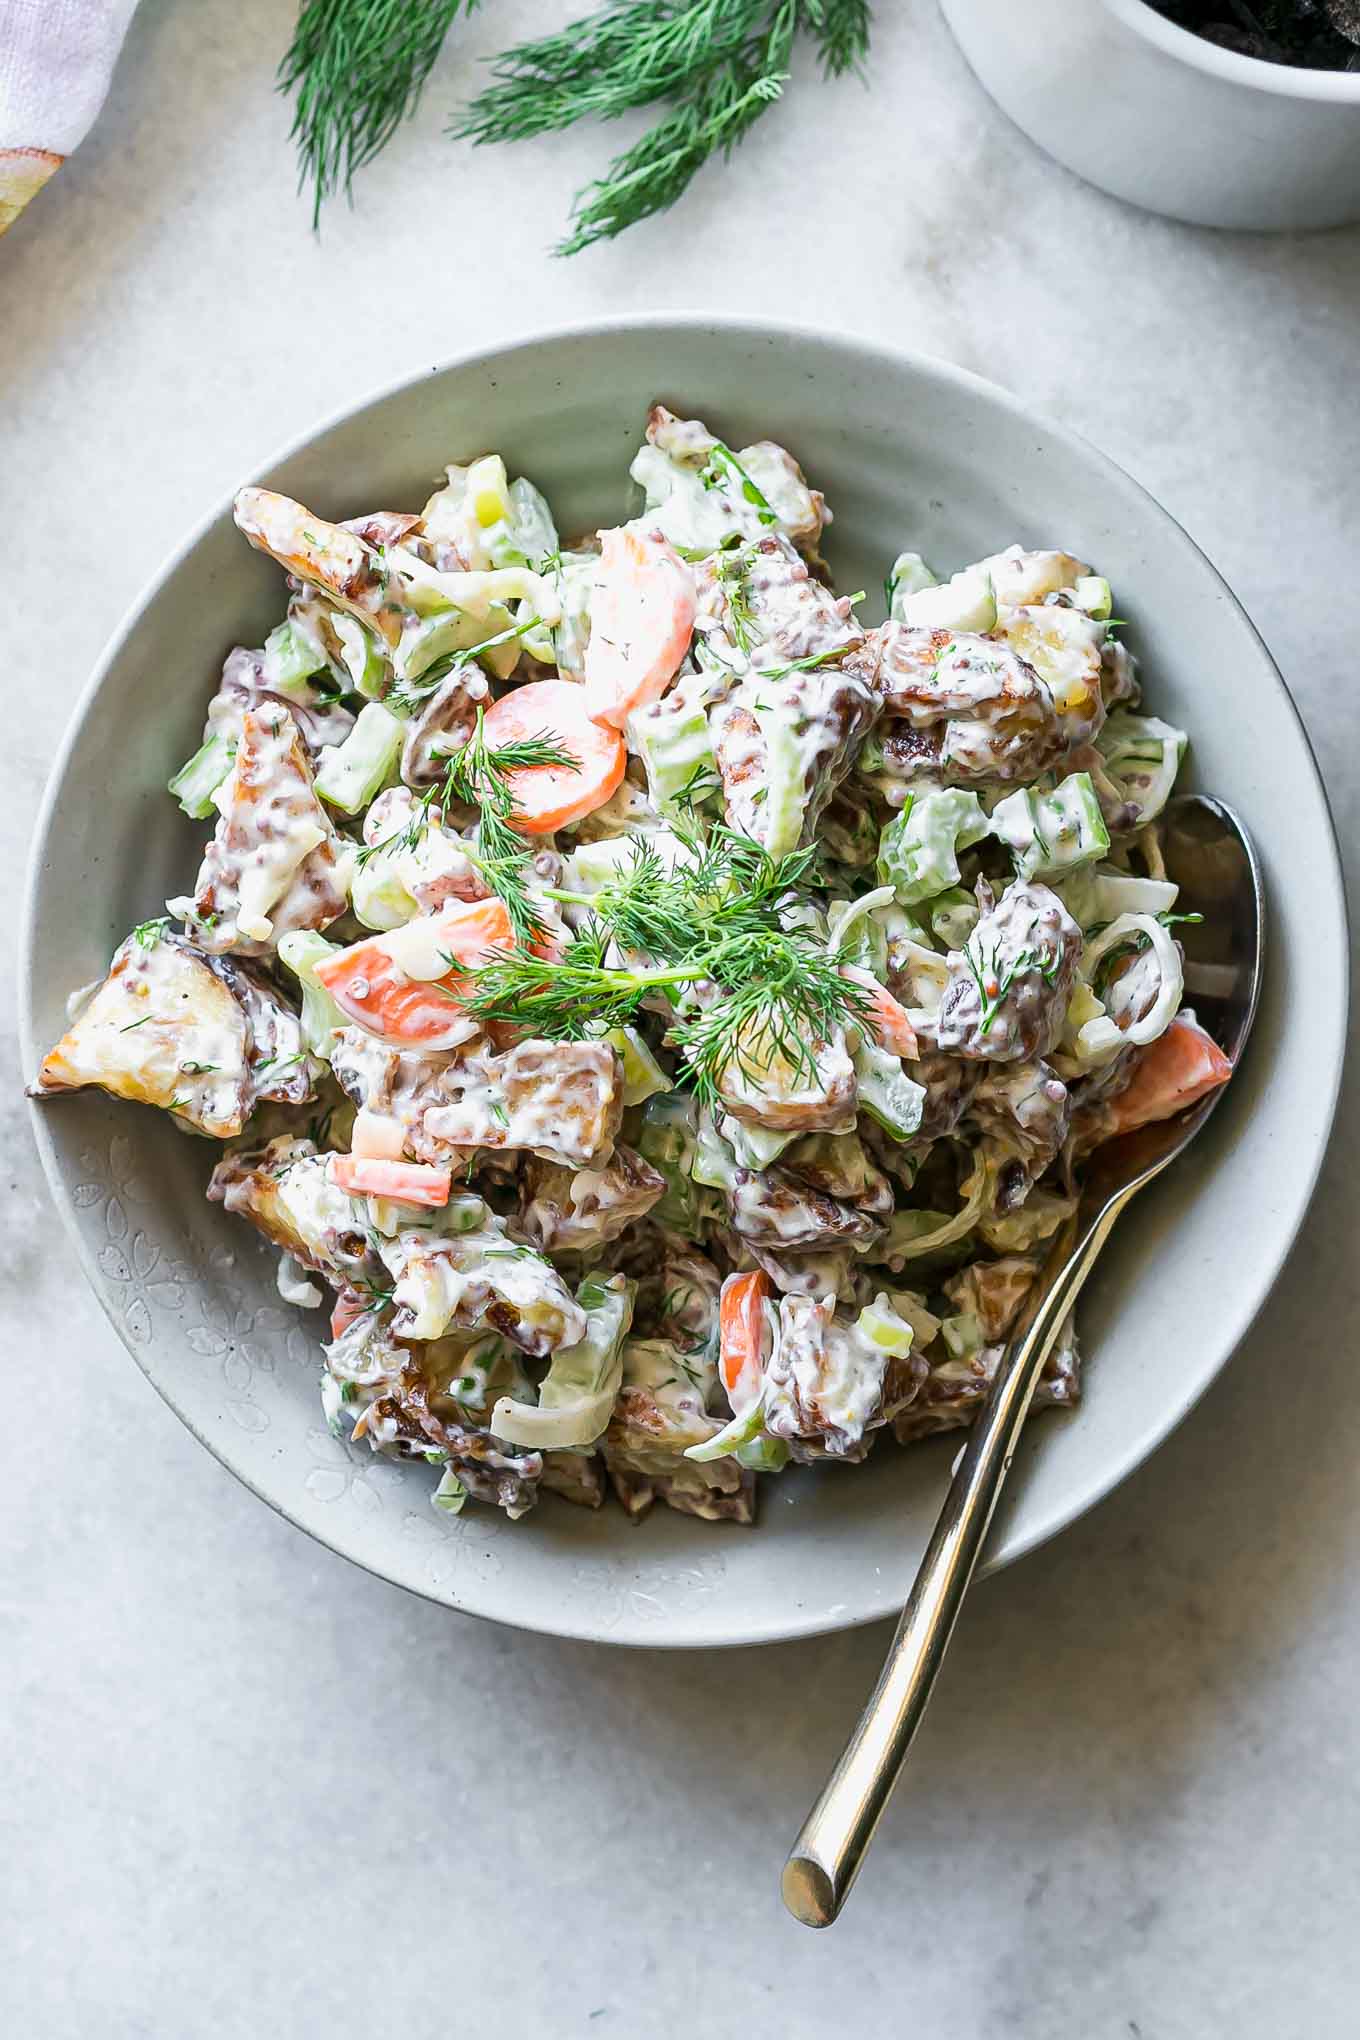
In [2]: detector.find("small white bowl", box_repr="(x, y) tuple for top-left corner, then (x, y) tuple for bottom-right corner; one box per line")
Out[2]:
(20, 317), (1348, 1645)
(941, 0), (1360, 230)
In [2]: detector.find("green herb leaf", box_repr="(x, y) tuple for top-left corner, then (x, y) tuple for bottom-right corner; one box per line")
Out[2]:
(279, 0), (479, 226)
(455, 0), (872, 255)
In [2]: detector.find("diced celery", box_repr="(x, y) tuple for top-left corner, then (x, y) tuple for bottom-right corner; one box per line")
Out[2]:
(604, 1025), (670, 1107)
(1096, 712), (1187, 826)
(636, 1092), (700, 1226)
(629, 698), (718, 812)
(853, 1038), (926, 1141)
(1073, 575), (1112, 620)
(876, 788), (990, 906)
(990, 770), (1111, 881)
(896, 564), (997, 634)
(350, 851), (418, 931)
(928, 886), (979, 951)
(331, 614), (390, 699)
(886, 550), (939, 618)
(468, 453), (512, 529)
(390, 600), (518, 687)
(262, 619), (327, 696)
(568, 835), (639, 893)
(751, 701), (807, 857)
(685, 1394), (768, 1462)
(314, 701), (404, 813)
(432, 1468), (467, 1514)
(692, 1110), (738, 1191)
(941, 1312), (984, 1363)
(550, 551), (597, 682)
(490, 1274), (634, 1451)
(736, 1434), (790, 1473)
(880, 1287), (942, 1347)
(278, 930), (349, 1061)
(168, 731), (234, 819)
(856, 1294), (917, 1357)
(500, 477), (559, 568)
(835, 905), (889, 978)
(439, 1192), (492, 1234)
(720, 1116), (793, 1171)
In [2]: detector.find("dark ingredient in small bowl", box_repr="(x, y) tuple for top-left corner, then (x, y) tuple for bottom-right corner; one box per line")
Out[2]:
(1148, 0), (1360, 68)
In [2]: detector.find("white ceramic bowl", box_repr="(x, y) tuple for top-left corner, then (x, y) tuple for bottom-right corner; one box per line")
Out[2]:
(942, 0), (1360, 231)
(21, 316), (1347, 1646)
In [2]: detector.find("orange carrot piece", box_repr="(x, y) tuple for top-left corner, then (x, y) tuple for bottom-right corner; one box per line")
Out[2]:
(1106, 1016), (1232, 1136)
(582, 527), (697, 728)
(719, 1269), (771, 1402)
(330, 1156), (452, 1207)
(329, 1288), (369, 1341)
(481, 680), (625, 832)
(314, 896), (514, 1048)
(842, 966), (919, 1060)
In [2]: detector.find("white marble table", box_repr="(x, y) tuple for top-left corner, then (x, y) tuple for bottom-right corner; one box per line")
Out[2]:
(5, 2), (1359, 2032)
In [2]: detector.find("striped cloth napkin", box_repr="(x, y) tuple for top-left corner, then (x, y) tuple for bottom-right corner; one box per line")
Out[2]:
(0, 0), (140, 235)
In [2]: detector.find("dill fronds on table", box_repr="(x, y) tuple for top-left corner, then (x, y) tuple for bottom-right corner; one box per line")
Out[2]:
(278, 0), (873, 251)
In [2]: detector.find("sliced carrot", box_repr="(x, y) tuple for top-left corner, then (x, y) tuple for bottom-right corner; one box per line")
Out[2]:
(314, 896), (513, 1048)
(425, 894), (516, 966)
(842, 966), (919, 1060)
(330, 1156), (452, 1207)
(719, 1269), (771, 1404)
(481, 680), (625, 833)
(329, 1288), (369, 1341)
(583, 527), (697, 728)
(1105, 1016), (1232, 1137)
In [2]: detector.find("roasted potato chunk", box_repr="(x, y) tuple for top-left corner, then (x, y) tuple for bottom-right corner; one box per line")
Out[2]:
(175, 706), (351, 956)
(519, 1145), (666, 1254)
(416, 1039), (624, 1170)
(209, 1136), (376, 1280)
(32, 927), (311, 1139)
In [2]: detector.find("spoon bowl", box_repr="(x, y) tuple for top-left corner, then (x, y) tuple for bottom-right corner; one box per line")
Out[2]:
(783, 794), (1265, 1928)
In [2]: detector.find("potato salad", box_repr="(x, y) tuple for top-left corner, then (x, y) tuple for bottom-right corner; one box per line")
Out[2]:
(33, 404), (1231, 1526)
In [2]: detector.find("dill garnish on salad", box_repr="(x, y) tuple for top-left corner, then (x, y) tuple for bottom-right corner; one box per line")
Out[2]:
(31, 404), (1230, 1525)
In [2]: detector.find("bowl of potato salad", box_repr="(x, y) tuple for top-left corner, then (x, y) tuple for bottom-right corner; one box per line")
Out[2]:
(22, 319), (1344, 1645)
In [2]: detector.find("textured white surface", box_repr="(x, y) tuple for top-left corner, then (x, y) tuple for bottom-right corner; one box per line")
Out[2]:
(3, 1), (1358, 2032)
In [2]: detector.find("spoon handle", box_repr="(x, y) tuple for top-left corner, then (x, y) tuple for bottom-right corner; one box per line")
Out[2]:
(781, 1194), (1127, 1929)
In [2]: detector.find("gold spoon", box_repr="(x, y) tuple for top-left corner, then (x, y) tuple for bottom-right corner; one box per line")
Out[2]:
(782, 794), (1264, 1928)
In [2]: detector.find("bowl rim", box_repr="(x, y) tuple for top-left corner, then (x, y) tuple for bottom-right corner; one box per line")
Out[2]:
(20, 311), (1350, 1646)
(1108, 0), (1360, 102)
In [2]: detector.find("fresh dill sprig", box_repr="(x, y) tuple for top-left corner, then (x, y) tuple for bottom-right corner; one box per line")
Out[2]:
(352, 707), (574, 946)
(460, 820), (869, 1107)
(454, 0), (873, 255)
(711, 541), (759, 654)
(352, 1271), (397, 1314)
(279, 0), (480, 226)
(700, 441), (778, 524)
(966, 942), (1062, 1035)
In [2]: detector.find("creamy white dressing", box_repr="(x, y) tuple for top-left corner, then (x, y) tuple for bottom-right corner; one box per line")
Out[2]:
(178, 705), (350, 953)
(38, 933), (251, 1137)
(277, 1253), (324, 1310)
(382, 1222), (585, 1353)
